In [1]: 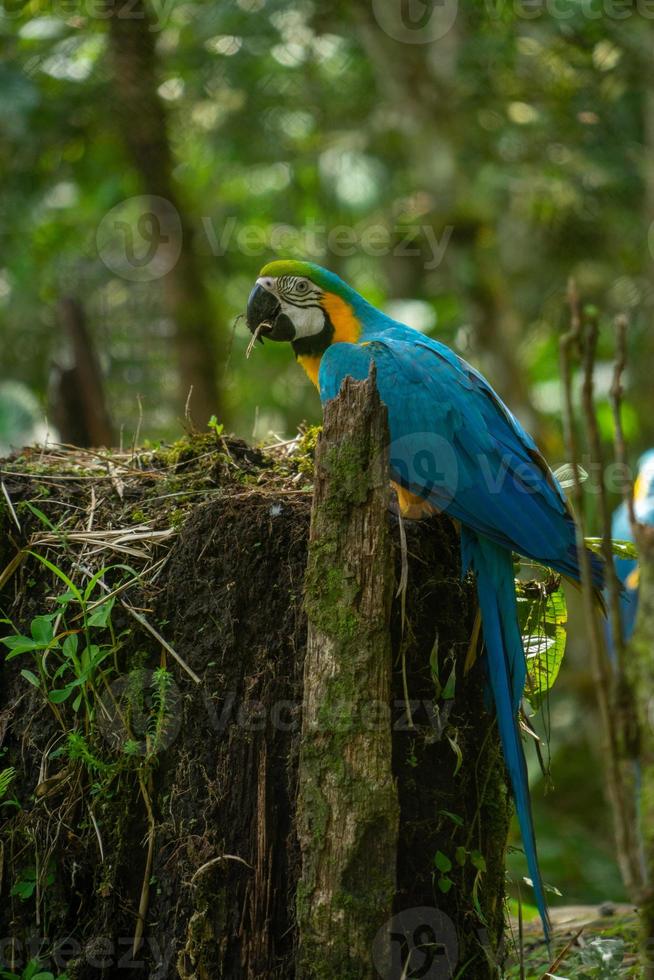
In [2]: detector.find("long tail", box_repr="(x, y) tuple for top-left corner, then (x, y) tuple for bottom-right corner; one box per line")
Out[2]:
(461, 527), (551, 943)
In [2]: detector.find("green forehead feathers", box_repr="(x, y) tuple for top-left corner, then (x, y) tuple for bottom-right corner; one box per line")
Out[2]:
(258, 260), (350, 297)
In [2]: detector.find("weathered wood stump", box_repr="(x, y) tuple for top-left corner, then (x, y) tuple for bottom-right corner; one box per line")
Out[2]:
(0, 379), (510, 979)
(296, 369), (398, 979)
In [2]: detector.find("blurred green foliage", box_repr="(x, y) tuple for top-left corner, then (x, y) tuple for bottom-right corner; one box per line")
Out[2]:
(1, 0), (654, 452)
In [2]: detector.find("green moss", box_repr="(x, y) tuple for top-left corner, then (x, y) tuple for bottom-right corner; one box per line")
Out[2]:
(295, 424), (322, 476)
(322, 441), (371, 511)
(170, 507), (188, 528)
(151, 432), (217, 469)
(305, 552), (360, 642)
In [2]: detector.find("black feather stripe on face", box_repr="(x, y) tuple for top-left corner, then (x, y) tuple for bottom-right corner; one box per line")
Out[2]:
(291, 308), (335, 357)
(277, 275), (322, 307)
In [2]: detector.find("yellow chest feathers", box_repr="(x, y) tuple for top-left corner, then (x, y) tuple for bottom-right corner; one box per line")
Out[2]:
(296, 291), (361, 389)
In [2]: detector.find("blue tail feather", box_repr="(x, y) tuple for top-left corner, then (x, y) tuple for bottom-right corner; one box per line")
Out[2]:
(461, 528), (552, 942)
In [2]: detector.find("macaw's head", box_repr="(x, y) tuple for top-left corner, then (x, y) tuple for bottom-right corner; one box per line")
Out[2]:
(246, 260), (362, 359)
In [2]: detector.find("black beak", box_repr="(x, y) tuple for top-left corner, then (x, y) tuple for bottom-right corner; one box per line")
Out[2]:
(246, 284), (296, 343)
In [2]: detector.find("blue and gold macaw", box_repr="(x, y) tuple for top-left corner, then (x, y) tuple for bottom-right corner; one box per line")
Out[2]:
(247, 260), (604, 939)
(609, 450), (654, 645)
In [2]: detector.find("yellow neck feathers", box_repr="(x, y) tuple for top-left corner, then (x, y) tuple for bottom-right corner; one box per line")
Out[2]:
(297, 291), (362, 389)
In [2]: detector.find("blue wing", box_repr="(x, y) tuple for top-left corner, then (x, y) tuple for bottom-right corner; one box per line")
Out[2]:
(318, 334), (600, 589)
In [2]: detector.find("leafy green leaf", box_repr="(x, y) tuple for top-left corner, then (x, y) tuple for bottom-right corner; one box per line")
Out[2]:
(518, 584), (567, 709)
(62, 633), (79, 658)
(434, 850), (452, 873)
(470, 850), (486, 872)
(54, 590), (78, 607)
(11, 867), (37, 900)
(585, 536), (638, 560)
(26, 552), (83, 605)
(22, 501), (57, 531)
(438, 809), (464, 828)
(0, 767), (16, 800)
(441, 661), (456, 700)
(446, 733), (463, 776)
(437, 876), (453, 893)
(49, 687), (74, 704)
(30, 615), (54, 646)
(20, 668), (41, 688)
(1, 635), (40, 659)
(87, 600), (114, 628)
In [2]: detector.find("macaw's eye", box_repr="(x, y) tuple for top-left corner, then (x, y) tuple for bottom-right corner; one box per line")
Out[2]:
(296, 280), (309, 293)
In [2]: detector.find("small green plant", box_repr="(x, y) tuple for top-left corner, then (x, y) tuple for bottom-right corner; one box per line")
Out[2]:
(432, 847), (487, 899)
(0, 766), (16, 799)
(1, 551), (179, 950)
(433, 849), (454, 893)
(66, 732), (114, 775)
(10, 866), (54, 902)
(517, 576), (568, 710)
(148, 666), (174, 758)
(0, 556), (134, 716)
(207, 415), (224, 437)
(1, 958), (69, 980)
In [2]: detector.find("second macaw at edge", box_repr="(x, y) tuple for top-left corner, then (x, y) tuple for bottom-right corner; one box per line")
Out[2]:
(246, 259), (605, 942)
(608, 450), (654, 648)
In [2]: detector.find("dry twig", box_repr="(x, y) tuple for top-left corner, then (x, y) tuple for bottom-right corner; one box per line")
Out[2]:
(560, 281), (642, 895)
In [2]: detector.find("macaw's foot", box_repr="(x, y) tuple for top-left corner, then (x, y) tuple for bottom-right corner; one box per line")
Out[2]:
(389, 481), (437, 519)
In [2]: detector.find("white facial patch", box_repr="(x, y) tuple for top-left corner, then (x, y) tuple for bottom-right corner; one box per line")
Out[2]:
(257, 275), (326, 340)
(278, 297), (325, 338)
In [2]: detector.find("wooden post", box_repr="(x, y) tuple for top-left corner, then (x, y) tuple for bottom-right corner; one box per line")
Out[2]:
(296, 366), (399, 980)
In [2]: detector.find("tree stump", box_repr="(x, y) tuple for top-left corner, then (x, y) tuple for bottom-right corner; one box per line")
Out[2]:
(0, 410), (510, 978)
(296, 368), (398, 979)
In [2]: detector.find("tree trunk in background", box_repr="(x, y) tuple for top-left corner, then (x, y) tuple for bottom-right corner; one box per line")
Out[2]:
(50, 297), (114, 447)
(106, 0), (221, 427)
(297, 370), (399, 979)
(354, 10), (539, 438)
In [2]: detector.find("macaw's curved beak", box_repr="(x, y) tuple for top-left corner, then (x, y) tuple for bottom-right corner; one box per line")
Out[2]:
(246, 284), (295, 343)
